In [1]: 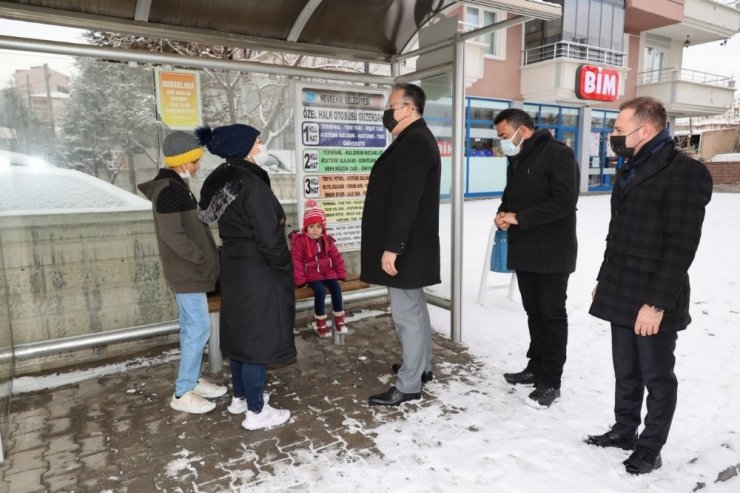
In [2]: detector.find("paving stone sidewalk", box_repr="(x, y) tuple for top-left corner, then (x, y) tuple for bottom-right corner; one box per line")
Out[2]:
(0, 312), (481, 492)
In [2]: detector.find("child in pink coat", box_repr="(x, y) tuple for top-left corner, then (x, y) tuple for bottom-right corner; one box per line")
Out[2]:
(291, 200), (348, 337)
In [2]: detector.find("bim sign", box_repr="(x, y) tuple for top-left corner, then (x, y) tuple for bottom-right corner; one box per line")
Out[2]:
(575, 65), (619, 102)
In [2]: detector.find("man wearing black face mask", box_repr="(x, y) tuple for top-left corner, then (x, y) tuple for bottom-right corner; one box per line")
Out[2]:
(492, 108), (580, 409)
(587, 97), (713, 475)
(362, 83), (441, 406)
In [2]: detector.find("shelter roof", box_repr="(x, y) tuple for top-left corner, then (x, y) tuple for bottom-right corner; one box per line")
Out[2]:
(0, 0), (561, 63)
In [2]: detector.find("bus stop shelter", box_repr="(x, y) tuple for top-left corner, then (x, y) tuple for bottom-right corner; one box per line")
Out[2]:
(0, 0), (562, 464)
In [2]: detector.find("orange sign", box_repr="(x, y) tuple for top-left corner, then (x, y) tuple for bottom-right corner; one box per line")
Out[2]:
(155, 69), (202, 129)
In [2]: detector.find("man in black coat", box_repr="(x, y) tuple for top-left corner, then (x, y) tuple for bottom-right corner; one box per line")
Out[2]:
(493, 108), (579, 408)
(362, 83), (441, 406)
(586, 97), (712, 475)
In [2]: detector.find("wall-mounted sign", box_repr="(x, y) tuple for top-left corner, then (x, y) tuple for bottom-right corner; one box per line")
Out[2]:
(575, 65), (619, 102)
(154, 69), (203, 129)
(294, 84), (388, 250)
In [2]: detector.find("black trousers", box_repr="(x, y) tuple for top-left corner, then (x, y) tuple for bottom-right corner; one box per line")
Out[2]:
(611, 324), (678, 454)
(516, 271), (569, 388)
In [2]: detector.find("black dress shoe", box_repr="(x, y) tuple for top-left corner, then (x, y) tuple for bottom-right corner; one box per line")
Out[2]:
(527, 386), (560, 407)
(585, 429), (637, 450)
(623, 447), (662, 475)
(368, 386), (421, 406)
(503, 369), (536, 385)
(391, 363), (434, 383)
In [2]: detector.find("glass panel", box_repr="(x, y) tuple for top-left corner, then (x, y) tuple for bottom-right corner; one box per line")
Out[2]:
(419, 75), (452, 302)
(468, 98), (508, 122)
(540, 106), (559, 125)
(0, 46), (304, 382)
(605, 111), (617, 129)
(0, 234), (12, 462)
(465, 6), (480, 30)
(484, 11), (497, 55)
(561, 130), (576, 149)
(562, 0), (577, 42)
(561, 107), (579, 126)
(574, 0), (589, 44)
(591, 112), (605, 128)
(588, 0), (602, 47)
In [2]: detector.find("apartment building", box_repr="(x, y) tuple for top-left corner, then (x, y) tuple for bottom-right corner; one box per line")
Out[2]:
(437, 0), (739, 193)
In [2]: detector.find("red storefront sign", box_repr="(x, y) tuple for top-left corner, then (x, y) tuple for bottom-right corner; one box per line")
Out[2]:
(437, 139), (452, 157)
(575, 65), (619, 102)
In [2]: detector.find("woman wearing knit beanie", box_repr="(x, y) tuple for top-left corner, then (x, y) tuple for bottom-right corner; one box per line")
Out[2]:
(196, 124), (295, 431)
(290, 200), (348, 337)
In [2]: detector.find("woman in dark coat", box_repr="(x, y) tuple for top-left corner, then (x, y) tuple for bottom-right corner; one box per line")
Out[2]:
(197, 124), (295, 431)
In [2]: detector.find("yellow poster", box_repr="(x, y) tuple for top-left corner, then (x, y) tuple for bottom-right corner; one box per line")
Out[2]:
(155, 69), (202, 129)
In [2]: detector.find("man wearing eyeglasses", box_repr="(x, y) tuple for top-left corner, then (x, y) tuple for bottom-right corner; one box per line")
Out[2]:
(587, 97), (712, 475)
(362, 83), (441, 406)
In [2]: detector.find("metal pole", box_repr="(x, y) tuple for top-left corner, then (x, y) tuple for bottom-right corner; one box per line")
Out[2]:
(451, 38), (465, 344)
(0, 287), (390, 364)
(0, 36), (395, 86)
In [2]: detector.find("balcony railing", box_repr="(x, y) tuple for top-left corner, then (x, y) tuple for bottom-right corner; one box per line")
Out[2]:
(522, 41), (626, 67)
(637, 67), (736, 88)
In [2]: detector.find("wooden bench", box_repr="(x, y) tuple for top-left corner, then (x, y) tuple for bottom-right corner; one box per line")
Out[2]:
(205, 274), (369, 372)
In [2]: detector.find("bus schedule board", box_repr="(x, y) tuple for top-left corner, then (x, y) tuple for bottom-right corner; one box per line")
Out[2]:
(294, 84), (388, 250)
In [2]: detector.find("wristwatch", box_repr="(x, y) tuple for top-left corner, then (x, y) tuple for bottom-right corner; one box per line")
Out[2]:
(648, 304), (664, 313)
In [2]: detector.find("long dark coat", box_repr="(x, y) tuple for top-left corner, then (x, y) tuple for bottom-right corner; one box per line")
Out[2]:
(589, 141), (713, 331)
(497, 129), (579, 273)
(211, 161), (296, 364)
(360, 118), (441, 289)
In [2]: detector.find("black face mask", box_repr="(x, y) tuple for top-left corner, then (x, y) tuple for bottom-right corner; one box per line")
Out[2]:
(382, 109), (399, 132)
(609, 135), (634, 158)
(609, 126), (643, 159)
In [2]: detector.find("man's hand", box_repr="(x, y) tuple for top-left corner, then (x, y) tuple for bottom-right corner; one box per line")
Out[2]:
(591, 283), (597, 301)
(634, 304), (664, 336)
(494, 212), (508, 230)
(502, 212), (518, 225)
(381, 251), (398, 276)
(495, 212), (518, 229)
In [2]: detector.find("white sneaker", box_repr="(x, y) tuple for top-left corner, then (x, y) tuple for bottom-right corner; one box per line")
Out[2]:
(170, 391), (216, 414)
(227, 393), (270, 414)
(193, 379), (227, 399)
(241, 403), (291, 431)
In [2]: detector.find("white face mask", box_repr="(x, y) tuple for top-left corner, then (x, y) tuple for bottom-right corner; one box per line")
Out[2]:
(252, 144), (269, 167)
(500, 128), (521, 157)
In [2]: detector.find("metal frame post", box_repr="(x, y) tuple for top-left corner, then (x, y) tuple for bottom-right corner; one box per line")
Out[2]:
(451, 38), (465, 344)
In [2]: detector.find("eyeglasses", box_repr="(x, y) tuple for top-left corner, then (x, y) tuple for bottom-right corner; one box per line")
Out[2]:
(385, 100), (410, 110)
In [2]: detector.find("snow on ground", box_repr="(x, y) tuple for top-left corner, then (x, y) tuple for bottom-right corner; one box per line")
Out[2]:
(261, 193), (740, 492)
(9, 193), (740, 492)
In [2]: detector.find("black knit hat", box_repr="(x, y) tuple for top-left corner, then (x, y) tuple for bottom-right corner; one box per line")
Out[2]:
(162, 131), (203, 168)
(195, 124), (260, 159)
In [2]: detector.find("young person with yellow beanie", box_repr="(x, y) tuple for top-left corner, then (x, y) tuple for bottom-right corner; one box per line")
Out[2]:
(138, 130), (227, 414)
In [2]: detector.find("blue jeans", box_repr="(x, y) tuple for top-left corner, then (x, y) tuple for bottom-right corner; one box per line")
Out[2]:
(174, 292), (211, 397)
(230, 360), (266, 413)
(308, 279), (343, 316)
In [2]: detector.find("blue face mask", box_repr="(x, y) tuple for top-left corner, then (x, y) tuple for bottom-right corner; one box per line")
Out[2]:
(500, 128), (521, 157)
